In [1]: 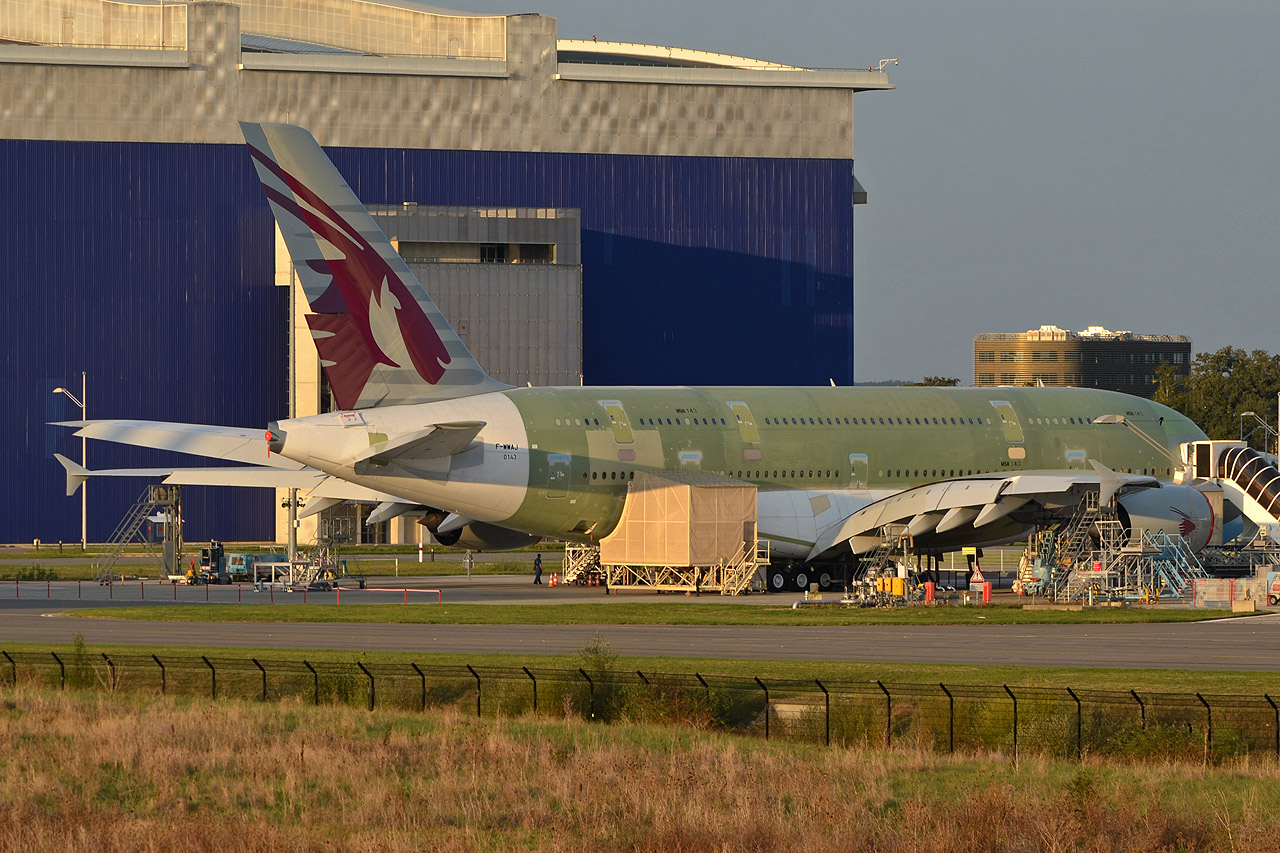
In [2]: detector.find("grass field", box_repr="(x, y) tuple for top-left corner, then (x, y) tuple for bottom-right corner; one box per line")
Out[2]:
(69, 600), (1249, 627)
(0, 684), (1276, 852)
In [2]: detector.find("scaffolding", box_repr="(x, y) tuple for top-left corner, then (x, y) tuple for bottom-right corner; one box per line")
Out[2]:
(1056, 521), (1208, 603)
(594, 471), (768, 595)
(93, 484), (183, 583)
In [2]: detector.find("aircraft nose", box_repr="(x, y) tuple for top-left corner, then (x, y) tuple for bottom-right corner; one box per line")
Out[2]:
(266, 422), (286, 455)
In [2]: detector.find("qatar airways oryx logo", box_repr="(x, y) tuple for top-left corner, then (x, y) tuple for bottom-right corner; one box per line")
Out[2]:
(248, 144), (450, 409)
(1170, 506), (1197, 539)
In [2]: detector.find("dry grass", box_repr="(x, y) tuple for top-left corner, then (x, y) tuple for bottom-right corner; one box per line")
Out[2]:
(3, 687), (1280, 852)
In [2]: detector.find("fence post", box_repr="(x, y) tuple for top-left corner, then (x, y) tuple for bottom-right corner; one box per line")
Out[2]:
(1, 651), (14, 686)
(357, 662), (374, 711)
(877, 680), (891, 747)
(695, 672), (710, 705)
(754, 677), (769, 740)
(253, 658), (267, 701)
(51, 652), (65, 689)
(636, 670), (649, 685)
(412, 663), (427, 712)
(101, 653), (116, 694)
(816, 680), (830, 747)
(304, 660), (318, 706)
(152, 654), (165, 695)
(467, 665), (481, 718)
(940, 683), (954, 754)
(522, 666), (537, 713)
(1004, 685), (1018, 766)
(1066, 687), (1081, 761)
(1132, 689), (1145, 730)
(579, 668), (595, 719)
(1197, 692), (1211, 761)
(202, 655), (216, 699)
(1264, 694), (1279, 761)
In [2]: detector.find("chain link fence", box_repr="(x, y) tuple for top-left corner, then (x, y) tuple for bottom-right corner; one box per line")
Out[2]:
(3, 649), (1276, 763)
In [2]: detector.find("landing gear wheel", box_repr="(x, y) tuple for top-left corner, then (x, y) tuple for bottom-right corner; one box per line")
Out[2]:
(818, 572), (834, 591)
(770, 571), (789, 592)
(793, 571), (810, 592)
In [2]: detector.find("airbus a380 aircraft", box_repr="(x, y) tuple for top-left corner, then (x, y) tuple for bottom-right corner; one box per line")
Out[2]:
(63, 123), (1224, 590)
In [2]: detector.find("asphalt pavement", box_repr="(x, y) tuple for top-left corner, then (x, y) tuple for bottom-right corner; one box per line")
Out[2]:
(1, 574), (1278, 670)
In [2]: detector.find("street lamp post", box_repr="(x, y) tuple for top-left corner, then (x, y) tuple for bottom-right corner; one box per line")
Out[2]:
(1241, 411), (1257, 442)
(1240, 409), (1279, 456)
(52, 373), (87, 549)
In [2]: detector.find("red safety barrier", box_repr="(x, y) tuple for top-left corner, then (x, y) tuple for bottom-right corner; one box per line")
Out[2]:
(924, 581), (935, 604)
(982, 581), (993, 605)
(363, 587), (444, 604)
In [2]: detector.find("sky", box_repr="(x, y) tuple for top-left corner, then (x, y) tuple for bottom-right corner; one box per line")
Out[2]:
(460, 0), (1280, 383)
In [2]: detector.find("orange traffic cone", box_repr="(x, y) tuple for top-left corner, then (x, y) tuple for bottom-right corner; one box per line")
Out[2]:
(550, 572), (558, 587)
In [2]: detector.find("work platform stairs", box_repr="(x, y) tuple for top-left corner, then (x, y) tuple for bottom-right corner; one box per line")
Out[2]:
(562, 543), (602, 585)
(1058, 521), (1208, 602)
(1017, 493), (1107, 597)
(93, 484), (182, 583)
(861, 524), (909, 578)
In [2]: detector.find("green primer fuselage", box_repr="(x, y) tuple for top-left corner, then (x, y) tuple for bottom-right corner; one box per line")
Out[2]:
(501, 385), (1206, 541)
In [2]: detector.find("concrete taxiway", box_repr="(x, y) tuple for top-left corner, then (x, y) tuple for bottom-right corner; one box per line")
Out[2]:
(1, 575), (1278, 670)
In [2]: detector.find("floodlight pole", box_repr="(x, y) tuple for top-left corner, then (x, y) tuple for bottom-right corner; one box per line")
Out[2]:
(80, 371), (86, 549)
(1239, 410), (1279, 454)
(53, 374), (87, 549)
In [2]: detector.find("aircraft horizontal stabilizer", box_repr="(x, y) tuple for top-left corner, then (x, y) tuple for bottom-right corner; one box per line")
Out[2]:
(57, 420), (307, 470)
(53, 456), (327, 493)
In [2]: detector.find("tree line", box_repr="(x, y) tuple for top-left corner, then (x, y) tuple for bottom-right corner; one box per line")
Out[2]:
(1154, 346), (1280, 450)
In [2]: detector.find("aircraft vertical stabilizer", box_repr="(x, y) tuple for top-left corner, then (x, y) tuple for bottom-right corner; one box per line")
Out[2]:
(240, 122), (509, 410)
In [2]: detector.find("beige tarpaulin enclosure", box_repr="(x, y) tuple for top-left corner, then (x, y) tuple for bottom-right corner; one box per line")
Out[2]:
(600, 471), (757, 567)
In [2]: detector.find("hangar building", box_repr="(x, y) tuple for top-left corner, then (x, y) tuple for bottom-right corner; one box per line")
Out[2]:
(1, 0), (893, 544)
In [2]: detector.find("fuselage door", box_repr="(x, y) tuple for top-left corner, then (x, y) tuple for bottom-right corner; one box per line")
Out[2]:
(727, 401), (761, 444)
(546, 453), (570, 499)
(599, 400), (634, 445)
(848, 452), (869, 488)
(989, 401), (1025, 443)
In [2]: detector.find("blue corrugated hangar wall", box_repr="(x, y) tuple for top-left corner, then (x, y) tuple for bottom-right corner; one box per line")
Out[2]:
(1, 140), (855, 544)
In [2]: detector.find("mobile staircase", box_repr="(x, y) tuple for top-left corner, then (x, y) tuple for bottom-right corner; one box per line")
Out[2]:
(93, 484), (183, 583)
(562, 544), (602, 585)
(1019, 492), (1108, 597)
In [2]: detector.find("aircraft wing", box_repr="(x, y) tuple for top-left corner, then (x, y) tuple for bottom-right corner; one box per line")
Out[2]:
(808, 463), (1160, 560)
(56, 420), (306, 470)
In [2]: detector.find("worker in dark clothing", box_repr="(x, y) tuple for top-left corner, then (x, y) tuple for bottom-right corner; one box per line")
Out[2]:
(533, 553), (543, 585)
